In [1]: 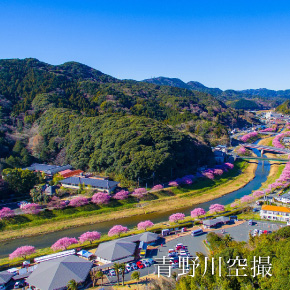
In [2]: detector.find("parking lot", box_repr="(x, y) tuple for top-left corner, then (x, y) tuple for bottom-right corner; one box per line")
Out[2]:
(106, 220), (286, 285)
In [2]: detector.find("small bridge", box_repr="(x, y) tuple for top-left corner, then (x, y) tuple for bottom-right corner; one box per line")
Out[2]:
(243, 143), (290, 154)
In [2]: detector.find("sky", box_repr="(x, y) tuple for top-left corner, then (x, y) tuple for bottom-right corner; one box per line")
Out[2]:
(1, 0), (290, 90)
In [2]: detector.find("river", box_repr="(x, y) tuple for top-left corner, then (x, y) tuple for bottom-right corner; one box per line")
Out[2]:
(0, 143), (270, 258)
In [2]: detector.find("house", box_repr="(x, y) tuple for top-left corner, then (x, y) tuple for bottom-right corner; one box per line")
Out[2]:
(26, 255), (92, 290)
(203, 216), (230, 229)
(59, 176), (119, 193)
(277, 193), (290, 204)
(95, 232), (159, 263)
(0, 271), (14, 287)
(260, 205), (290, 222)
(24, 163), (72, 177)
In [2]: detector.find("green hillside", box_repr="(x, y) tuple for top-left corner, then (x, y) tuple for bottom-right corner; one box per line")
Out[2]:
(276, 100), (290, 114)
(0, 58), (250, 183)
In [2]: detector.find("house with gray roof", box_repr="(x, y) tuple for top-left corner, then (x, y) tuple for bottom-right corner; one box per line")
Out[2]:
(95, 232), (159, 263)
(60, 177), (119, 193)
(24, 163), (72, 177)
(0, 271), (14, 286)
(26, 255), (92, 290)
(203, 216), (230, 228)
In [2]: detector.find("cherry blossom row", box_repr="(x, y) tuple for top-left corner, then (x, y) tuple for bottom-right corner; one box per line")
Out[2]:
(9, 203), (229, 260)
(168, 163), (234, 185)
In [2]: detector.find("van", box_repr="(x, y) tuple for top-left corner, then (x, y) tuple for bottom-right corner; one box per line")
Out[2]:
(191, 229), (203, 236)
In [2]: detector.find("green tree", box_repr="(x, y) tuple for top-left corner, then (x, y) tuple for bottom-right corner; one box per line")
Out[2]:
(119, 263), (126, 286)
(131, 271), (140, 286)
(96, 270), (104, 286)
(2, 168), (40, 195)
(66, 279), (78, 290)
(113, 262), (121, 285)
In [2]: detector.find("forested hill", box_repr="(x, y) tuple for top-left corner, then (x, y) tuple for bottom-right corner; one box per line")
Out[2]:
(0, 58), (251, 184)
(143, 76), (289, 108)
(275, 100), (290, 115)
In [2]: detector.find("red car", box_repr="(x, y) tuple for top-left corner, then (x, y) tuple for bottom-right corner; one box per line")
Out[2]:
(136, 261), (145, 269)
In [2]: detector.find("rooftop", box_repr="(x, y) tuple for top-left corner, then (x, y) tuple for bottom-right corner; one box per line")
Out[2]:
(25, 163), (72, 175)
(95, 232), (159, 262)
(261, 205), (290, 213)
(60, 176), (119, 189)
(26, 255), (92, 290)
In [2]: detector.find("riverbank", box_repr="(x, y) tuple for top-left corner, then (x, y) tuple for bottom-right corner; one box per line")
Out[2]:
(0, 161), (258, 242)
(258, 137), (286, 190)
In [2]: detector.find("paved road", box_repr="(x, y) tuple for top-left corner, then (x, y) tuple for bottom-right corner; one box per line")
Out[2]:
(105, 220), (286, 286)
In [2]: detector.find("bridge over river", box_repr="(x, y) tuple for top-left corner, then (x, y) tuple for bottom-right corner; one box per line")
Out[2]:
(243, 143), (290, 155)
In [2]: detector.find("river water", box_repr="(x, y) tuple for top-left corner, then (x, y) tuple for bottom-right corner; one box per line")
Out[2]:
(0, 143), (270, 258)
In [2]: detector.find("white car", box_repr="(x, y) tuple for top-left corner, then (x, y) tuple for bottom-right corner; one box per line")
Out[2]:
(109, 269), (116, 276)
(125, 265), (132, 272)
(142, 260), (150, 267)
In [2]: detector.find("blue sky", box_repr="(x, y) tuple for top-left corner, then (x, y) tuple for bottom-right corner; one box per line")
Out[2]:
(1, 0), (290, 90)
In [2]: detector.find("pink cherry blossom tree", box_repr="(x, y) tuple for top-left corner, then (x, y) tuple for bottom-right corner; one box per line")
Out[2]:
(230, 202), (238, 208)
(21, 203), (42, 215)
(137, 220), (154, 231)
(132, 188), (147, 199)
(209, 204), (225, 214)
(169, 213), (185, 223)
(9, 246), (35, 260)
(108, 225), (129, 237)
(69, 196), (89, 207)
(0, 207), (15, 219)
(47, 197), (66, 210)
(213, 169), (224, 176)
(113, 190), (129, 200)
(168, 181), (179, 187)
(79, 231), (101, 244)
(202, 170), (215, 180)
(191, 208), (206, 218)
(240, 131), (258, 142)
(51, 237), (78, 251)
(224, 163), (234, 170)
(91, 192), (110, 205)
(252, 191), (264, 198)
(151, 184), (164, 191)
(240, 195), (254, 203)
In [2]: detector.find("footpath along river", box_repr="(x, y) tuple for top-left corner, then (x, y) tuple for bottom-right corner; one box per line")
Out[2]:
(0, 143), (270, 258)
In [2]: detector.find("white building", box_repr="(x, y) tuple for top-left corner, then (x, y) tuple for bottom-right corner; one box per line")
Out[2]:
(260, 205), (290, 222)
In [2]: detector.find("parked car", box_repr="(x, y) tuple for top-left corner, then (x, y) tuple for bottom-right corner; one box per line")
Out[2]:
(130, 263), (138, 270)
(109, 269), (116, 276)
(168, 248), (175, 253)
(0, 285), (5, 290)
(175, 243), (183, 251)
(142, 261), (150, 267)
(125, 265), (132, 272)
(253, 208), (260, 212)
(136, 261), (145, 269)
(146, 258), (155, 265)
(168, 252), (178, 257)
(14, 281), (25, 289)
(170, 258), (179, 264)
